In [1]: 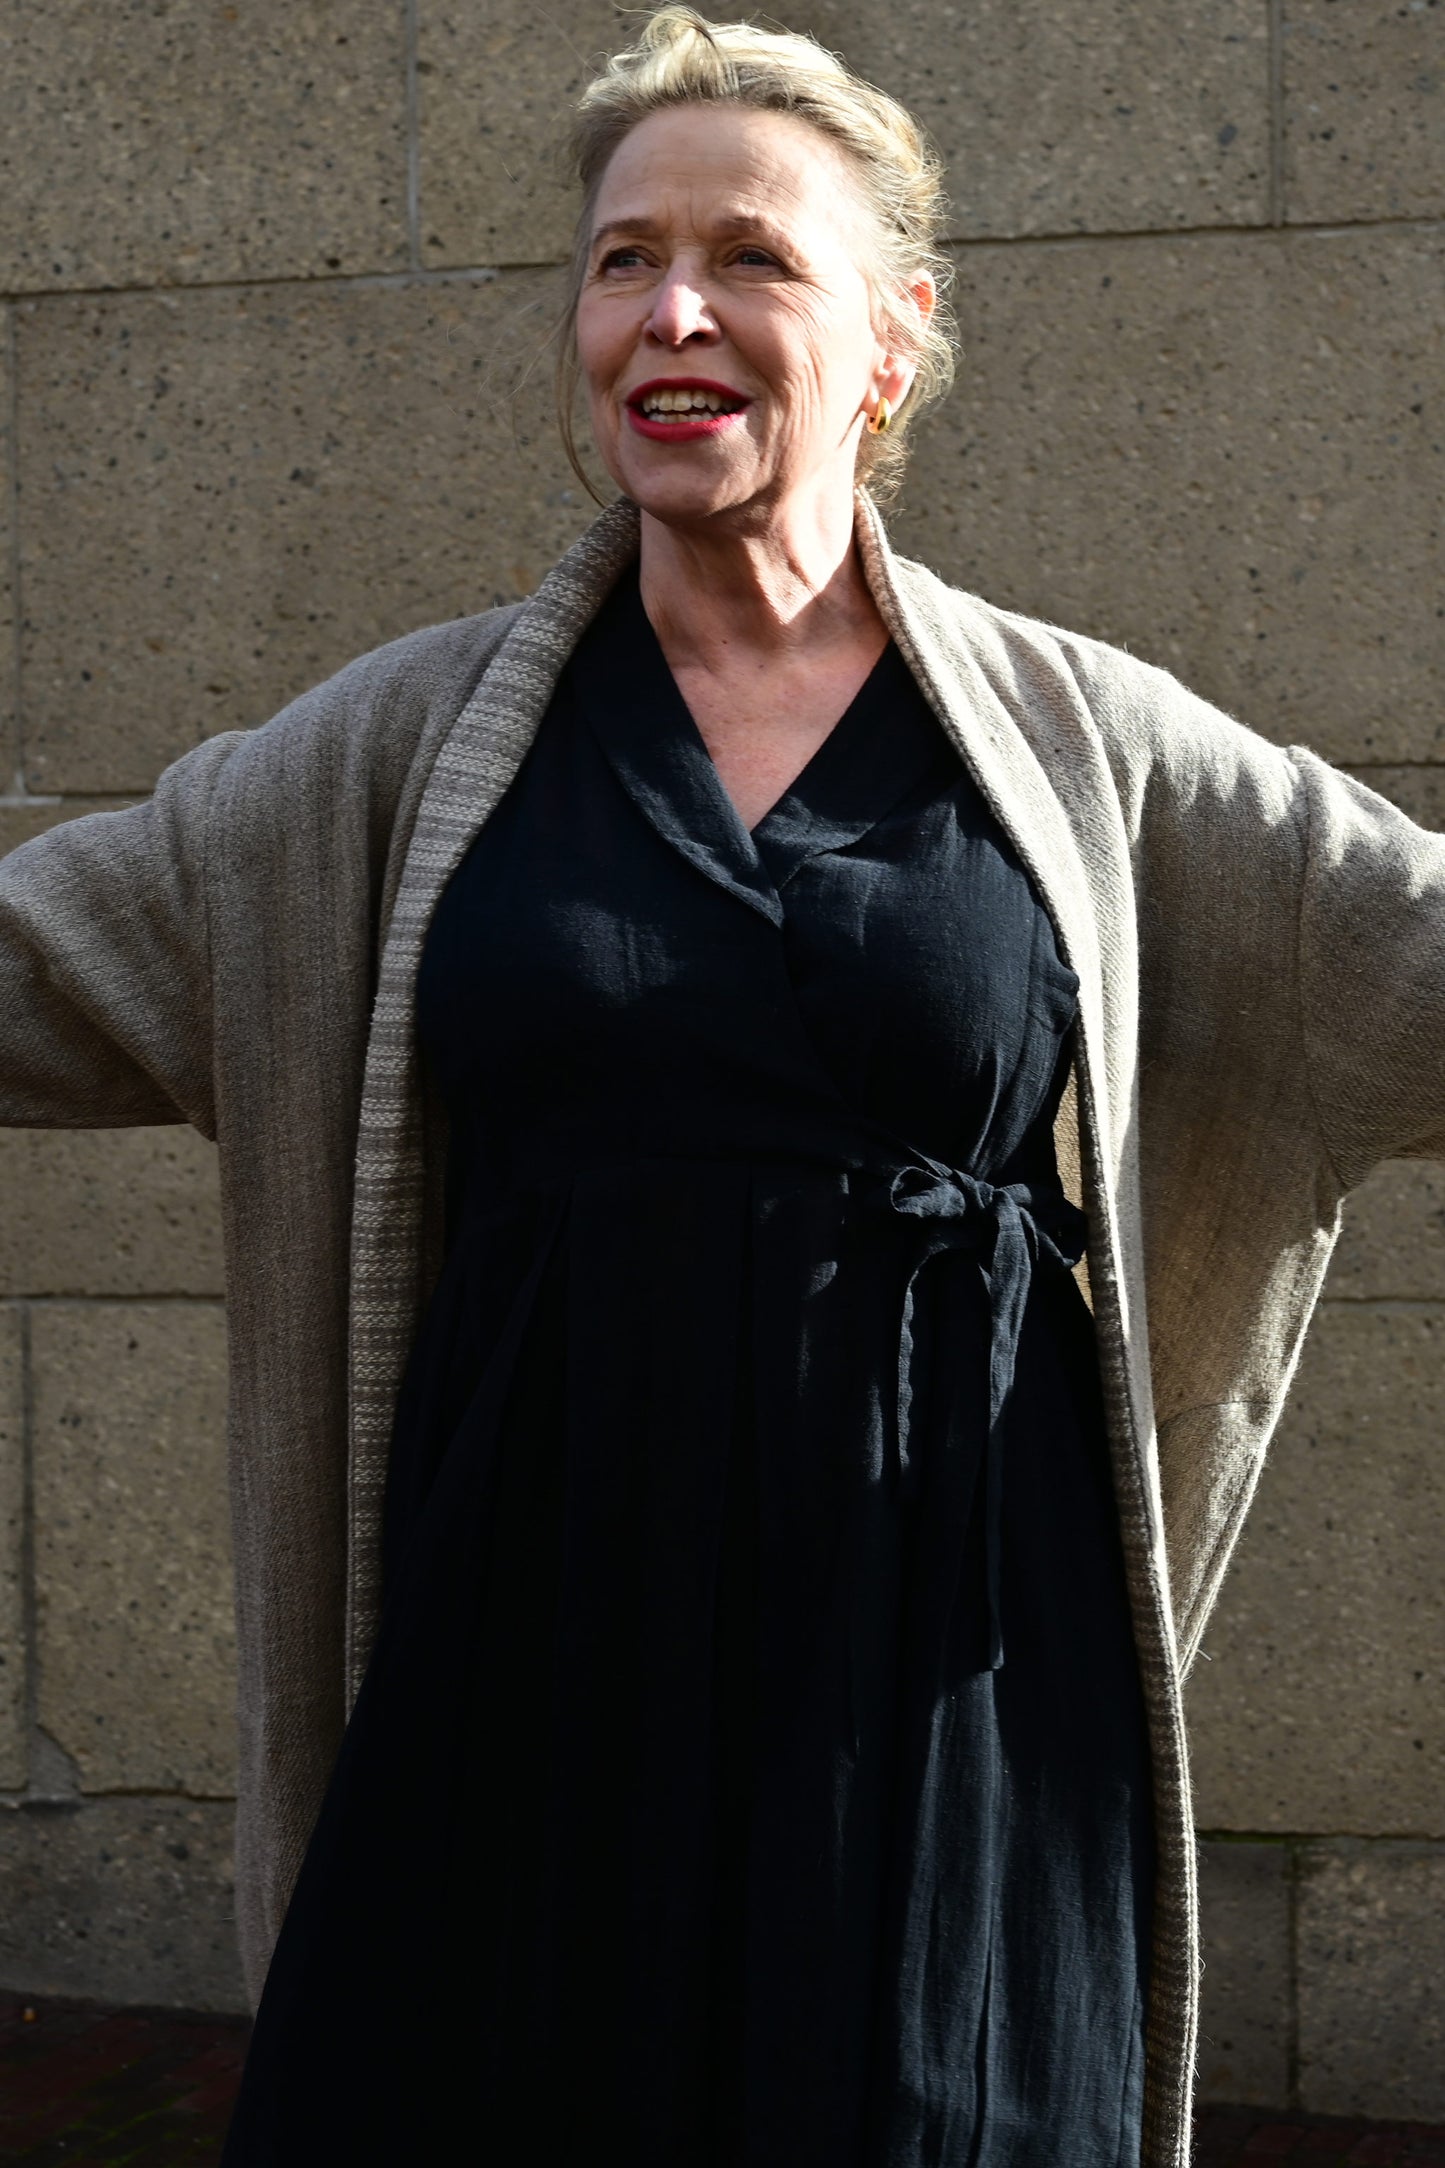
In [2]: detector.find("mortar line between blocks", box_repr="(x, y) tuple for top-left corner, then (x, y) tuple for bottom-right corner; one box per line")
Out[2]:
(0, 1782), (238, 1807)
(1268, 0), (1287, 227)
(1285, 1837), (1302, 2110)
(2, 214), (1444, 310)
(4, 304), (22, 796)
(1317, 1296), (1445, 1314)
(20, 1294), (226, 1310)
(1346, 758), (1445, 771)
(1196, 1829), (1445, 1846)
(405, 0), (422, 274)
(17, 1303), (38, 1783)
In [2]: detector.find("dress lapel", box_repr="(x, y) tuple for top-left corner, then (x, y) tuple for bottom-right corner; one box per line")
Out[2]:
(572, 566), (783, 926)
(853, 493), (1157, 1548)
(853, 496), (1115, 1118)
(752, 638), (944, 890)
(575, 561), (947, 908)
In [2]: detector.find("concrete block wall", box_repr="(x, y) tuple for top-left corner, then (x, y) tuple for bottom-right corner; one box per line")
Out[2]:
(0, 0), (1440, 2110)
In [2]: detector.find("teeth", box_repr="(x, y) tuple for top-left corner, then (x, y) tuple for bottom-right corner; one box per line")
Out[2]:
(640, 387), (736, 416)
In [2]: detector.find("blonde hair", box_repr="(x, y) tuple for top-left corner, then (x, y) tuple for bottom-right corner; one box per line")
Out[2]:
(557, 6), (957, 503)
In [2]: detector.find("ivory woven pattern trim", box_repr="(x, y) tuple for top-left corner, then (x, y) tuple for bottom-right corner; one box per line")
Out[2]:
(345, 500), (644, 1699)
(857, 499), (1197, 2168)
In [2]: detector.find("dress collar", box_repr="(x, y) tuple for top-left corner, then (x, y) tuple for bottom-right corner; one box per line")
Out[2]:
(565, 561), (781, 925)
(750, 638), (943, 891)
(568, 558), (949, 916)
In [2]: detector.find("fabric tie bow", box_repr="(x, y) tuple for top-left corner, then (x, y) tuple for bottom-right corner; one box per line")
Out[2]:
(874, 1157), (1088, 1672)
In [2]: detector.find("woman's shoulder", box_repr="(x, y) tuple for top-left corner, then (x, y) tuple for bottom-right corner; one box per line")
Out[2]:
(166, 600), (529, 921)
(219, 601), (526, 792)
(888, 545), (1304, 822)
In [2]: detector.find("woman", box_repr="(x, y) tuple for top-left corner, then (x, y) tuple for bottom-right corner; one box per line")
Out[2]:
(1, 10), (1440, 2166)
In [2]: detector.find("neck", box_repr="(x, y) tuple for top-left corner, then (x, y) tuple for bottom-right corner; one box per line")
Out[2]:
(636, 480), (882, 671)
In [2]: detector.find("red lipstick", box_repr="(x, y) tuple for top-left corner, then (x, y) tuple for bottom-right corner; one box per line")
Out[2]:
(625, 376), (751, 442)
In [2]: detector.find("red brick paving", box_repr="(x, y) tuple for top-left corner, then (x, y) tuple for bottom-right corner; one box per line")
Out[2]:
(0, 1993), (246, 2166)
(1192, 2108), (1445, 2165)
(3, 1988), (1445, 2164)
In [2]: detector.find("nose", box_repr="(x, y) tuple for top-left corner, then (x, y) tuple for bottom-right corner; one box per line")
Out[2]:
(644, 263), (718, 348)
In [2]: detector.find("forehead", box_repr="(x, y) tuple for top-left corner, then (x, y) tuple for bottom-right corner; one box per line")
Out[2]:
(590, 102), (862, 240)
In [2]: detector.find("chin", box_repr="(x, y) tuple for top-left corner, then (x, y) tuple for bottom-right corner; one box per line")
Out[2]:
(633, 484), (744, 529)
(616, 457), (767, 531)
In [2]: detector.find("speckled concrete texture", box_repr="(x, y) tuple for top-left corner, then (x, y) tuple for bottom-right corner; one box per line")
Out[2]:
(0, 1798), (246, 2011)
(1349, 764), (1445, 834)
(0, 1307), (25, 1792)
(1284, 0), (1445, 227)
(31, 1303), (234, 1795)
(418, 0), (627, 268)
(1298, 1842), (1445, 2119)
(1187, 1304), (1445, 1837)
(418, 0), (1269, 267)
(15, 272), (593, 791)
(795, 0), (1270, 239)
(1195, 1840), (1291, 2107)
(1327, 1162), (1445, 1303)
(0, 1131), (222, 1299)
(893, 226), (1445, 767)
(0, 0), (408, 293)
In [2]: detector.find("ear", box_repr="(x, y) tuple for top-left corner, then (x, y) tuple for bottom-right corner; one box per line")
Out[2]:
(875, 270), (937, 411)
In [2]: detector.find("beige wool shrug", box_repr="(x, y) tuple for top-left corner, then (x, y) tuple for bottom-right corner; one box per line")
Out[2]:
(2, 495), (1443, 2168)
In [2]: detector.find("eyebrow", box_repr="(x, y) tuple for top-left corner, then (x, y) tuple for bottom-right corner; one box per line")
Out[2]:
(589, 210), (799, 256)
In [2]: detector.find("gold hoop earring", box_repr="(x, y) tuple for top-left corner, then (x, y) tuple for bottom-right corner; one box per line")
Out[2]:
(866, 395), (892, 437)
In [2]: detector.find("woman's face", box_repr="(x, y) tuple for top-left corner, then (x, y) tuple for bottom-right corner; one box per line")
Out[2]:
(575, 102), (912, 532)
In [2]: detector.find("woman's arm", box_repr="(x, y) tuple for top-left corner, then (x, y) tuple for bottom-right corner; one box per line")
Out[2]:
(0, 732), (238, 1136)
(1295, 749), (1445, 1187)
(0, 595), (524, 1146)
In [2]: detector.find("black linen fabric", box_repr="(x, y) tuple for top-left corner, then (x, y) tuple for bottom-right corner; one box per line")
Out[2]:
(221, 564), (1155, 2168)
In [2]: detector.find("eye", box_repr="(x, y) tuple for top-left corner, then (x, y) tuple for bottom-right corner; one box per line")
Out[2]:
(733, 245), (780, 268)
(598, 245), (651, 273)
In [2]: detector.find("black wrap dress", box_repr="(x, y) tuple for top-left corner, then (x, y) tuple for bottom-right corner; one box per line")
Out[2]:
(221, 565), (1155, 2168)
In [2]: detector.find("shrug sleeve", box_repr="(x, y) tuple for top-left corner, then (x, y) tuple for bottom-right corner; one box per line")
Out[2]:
(0, 733), (239, 1136)
(1294, 748), (1445, 1185)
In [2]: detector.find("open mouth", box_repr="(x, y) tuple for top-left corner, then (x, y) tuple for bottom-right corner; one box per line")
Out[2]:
(634, 385), (747, 420)
(625, 379), (751, 437)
